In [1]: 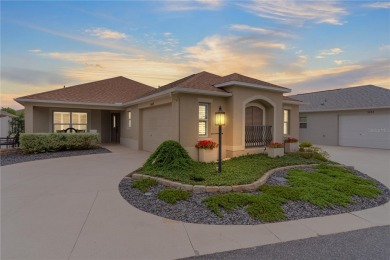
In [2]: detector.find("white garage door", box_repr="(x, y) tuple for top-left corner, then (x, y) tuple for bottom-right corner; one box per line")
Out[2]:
(142, 105), (174, 152)
(339, 113), (390, 149)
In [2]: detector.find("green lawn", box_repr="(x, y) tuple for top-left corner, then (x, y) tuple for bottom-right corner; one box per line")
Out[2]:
(203, 165), (382, 222)
(138, 153), (332, 186)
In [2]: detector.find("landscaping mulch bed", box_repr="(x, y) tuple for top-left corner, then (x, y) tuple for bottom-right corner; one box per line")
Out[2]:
(119, 166), (390, 225)
(0, 147), (111, 166)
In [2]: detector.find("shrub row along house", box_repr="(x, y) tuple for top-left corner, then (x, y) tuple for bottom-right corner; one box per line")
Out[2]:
(15, 71), (302, 159)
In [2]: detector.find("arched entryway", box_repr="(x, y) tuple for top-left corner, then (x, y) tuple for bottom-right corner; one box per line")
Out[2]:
(244, 102), (273, 147)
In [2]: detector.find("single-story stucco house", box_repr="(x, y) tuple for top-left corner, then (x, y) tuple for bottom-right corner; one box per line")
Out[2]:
(15, 71), (302, 159)
(290, 85), (390, 150)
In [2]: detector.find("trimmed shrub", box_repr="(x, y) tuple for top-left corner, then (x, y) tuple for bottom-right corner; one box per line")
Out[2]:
(142, 140), (194, 171)
(299, 146), (330, 162)
(299, 141), (313, 148)
(20, 133), (100, 153)
(157, 189), (190, 204)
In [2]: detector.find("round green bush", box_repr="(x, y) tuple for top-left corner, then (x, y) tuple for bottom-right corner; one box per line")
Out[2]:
(142, 140), (194, 171)
(299, 141), (313, 148)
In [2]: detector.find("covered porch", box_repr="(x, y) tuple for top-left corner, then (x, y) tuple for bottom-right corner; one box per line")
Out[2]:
(23, 104), (124, 144)
(244, 100), (275, 148)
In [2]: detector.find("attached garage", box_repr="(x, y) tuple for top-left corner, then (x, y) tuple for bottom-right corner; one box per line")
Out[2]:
(339, 113), (390, 149)
(290, 85), (390, 150)
(142, 104), (174, 152)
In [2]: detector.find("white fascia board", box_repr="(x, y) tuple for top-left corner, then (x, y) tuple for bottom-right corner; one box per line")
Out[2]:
(300, 106), (390, 113)
(123, 88), (232, 106)
(14, 98), (124, 108)
(214, 81), (291, 93)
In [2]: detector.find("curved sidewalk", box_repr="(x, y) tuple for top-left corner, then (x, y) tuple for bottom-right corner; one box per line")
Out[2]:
(1, 145), (389, 260)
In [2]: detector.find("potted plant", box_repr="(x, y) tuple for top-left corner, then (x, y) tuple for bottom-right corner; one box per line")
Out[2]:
(284, 137), (299, 153)
(267, 142), (284, 158)
(195, 140), (218, 162)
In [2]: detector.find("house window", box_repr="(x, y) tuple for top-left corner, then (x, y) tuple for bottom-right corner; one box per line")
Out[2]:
(199, 103), (208, 137)
(53, 112), (87, 132)
(283, 109), (290, 135)
(128, 111), (132, 128)
(300, 116), (307, 128)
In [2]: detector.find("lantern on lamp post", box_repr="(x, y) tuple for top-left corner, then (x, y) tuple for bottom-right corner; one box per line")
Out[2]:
(215, 106), (225, 173)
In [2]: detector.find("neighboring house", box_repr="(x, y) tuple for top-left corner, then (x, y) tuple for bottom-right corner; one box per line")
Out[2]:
(15, 71), (302, 159)
(0, 110), (17, 137)
(290, 85), (390, 150)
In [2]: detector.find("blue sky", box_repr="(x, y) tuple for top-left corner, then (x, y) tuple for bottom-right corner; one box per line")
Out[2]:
(2, 0), (389, 109)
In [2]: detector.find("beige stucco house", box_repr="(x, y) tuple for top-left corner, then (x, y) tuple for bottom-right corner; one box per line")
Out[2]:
(15, 71), (302, 159)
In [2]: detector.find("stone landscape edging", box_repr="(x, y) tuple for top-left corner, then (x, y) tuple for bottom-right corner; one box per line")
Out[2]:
(129, 164), (354, 193)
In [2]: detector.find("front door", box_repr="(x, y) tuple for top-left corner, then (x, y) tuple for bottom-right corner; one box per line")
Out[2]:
(245, 106), (272, 147)
(245, 106), (263, 126)
(111, 113), (120, 143)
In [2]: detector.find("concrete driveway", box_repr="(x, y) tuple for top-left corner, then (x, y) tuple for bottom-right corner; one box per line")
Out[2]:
(1, 145), (389, 259)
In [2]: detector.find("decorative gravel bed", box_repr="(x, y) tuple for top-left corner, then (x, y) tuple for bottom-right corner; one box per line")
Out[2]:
(0, 147), (111, 166)
(119, 166), (390, 225)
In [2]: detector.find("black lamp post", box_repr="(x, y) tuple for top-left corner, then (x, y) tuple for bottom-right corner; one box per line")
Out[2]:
(215, 106), (225, 173)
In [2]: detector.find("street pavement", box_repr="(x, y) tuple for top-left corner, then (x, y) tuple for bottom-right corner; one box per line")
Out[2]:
(183, 225), (390, 260)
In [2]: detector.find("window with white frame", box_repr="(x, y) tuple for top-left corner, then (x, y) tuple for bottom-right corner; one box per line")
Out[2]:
(300, 116), (307, 128)
(283, 109), (290, 135)
(128, 111), (132, 128)
(53, 112), (87, 132)
(198, 103), (208, 137)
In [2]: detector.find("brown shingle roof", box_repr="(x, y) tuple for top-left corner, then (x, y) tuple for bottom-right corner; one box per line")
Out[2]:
(17, 76), (154, 104)
(217, 73), (289, 91)
(17, 72), (292, 105)
(138, 71), (227, 99)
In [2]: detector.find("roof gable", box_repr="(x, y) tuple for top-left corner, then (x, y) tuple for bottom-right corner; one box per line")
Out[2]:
(16, 76), (154, 104)
(137, 71), (227, 99)
(290, 85), (390, 112)
(214, 73), (290, 93)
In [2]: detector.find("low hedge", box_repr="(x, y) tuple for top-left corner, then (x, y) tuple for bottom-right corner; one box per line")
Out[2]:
(20, 133), (100, 153)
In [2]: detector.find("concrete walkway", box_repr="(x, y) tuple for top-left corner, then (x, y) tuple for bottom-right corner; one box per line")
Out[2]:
(1, 145), (389, 259)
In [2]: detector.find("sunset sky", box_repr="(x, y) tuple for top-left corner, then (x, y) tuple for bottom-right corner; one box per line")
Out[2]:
(2, 0), (389, 109)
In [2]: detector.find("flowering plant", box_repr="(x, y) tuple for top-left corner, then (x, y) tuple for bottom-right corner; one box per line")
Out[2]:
(267, 142), (284, 148)
(284, 137), (298, 143)
(195, 140), (219, 150)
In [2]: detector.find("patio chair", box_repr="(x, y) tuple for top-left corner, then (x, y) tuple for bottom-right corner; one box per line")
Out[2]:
(0, 133), (19, 148)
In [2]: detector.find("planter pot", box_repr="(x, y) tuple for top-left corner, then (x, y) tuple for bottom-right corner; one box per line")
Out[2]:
(198, 149), (218, 162)
(285, 142), (299, 153)
(267, 147), (284, 158)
